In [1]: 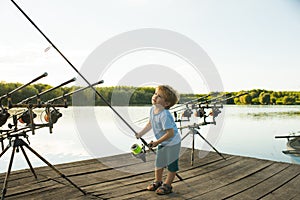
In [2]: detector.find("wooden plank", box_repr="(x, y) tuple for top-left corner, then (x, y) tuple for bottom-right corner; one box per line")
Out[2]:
(5, 179), (64, 199)
(107, 155), (243, 199)
(125, 158), (267, 199)
(190, 162), (290, 199)
(170, 158), (271, 199)
(6, 185), (94, 200)
(65, 150), (221, 188)
(1, 148), (300, 200)
(259, 172), (300, 200)
(228, 164), (300, 199)
(68, 151), (229, 199)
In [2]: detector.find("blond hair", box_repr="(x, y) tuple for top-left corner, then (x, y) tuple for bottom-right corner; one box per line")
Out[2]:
(157, 85), (180, 109)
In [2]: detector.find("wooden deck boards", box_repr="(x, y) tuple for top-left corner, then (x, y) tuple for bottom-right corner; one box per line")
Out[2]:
(1, 148), (300, 199)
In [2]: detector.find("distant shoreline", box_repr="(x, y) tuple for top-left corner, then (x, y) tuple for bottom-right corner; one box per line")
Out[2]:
(0, 82), (299, 106)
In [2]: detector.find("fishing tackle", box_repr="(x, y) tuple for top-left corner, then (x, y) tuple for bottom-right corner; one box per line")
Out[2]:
(131, 143), (146, 162)
(0, 108), (10, 127)
(44, 108), (62, 124)
(18, 110), (37, 124)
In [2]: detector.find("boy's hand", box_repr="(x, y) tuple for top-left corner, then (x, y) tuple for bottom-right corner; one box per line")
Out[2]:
(136, 133), (141, 139)
(149, 140), (158, 148)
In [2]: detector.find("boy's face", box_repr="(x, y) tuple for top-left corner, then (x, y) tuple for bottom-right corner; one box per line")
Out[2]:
(152, 88), (170, 108)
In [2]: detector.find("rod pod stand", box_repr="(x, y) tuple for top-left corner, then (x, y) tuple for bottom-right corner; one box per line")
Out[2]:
(0, 132), (86, 200)
(180, 123), (226, 165)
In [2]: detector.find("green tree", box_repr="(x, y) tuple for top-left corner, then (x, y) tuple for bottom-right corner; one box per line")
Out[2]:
(234, 97), (241, 105)
(34, 83), (52, 93)
(259, 92), (270, 105)
(252, 98), (259, 105)
(282, 96), (296, 105)
(249, 90), (260, 98)
(239, 94), (252, 104)
(14, 85), (38, 103)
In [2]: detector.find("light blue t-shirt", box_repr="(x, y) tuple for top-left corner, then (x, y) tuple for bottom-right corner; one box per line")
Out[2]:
(150, 106), (181, 146)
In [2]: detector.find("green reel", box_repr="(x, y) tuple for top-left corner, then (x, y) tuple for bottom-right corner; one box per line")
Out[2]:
(131, 144), (146, 162)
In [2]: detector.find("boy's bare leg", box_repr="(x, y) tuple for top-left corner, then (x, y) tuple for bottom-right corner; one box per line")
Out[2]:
(164, 171), (176, 185)
(155, 168), (164, 181)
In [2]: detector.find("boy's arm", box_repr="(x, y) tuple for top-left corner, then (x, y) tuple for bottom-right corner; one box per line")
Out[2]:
(150, 128), (174, 147)
(136, 121), (151, 139)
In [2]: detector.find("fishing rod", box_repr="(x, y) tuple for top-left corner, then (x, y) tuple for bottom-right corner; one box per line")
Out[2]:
(16, 78), (76, 105)
(275, 132), (300, 139)
(0, 72), (48, 110)
(191, 92), (249, 107)
(0, 72), (48, 101)
(6, 78), (75, 135)
(1, 77), (97, 136)
(171, 93), (226, 117)
(275, 135), (300, 139)
(9, 0), (160, 160)
(175, 92), (249, 115)
(172, 92), (249, 125)
(169, 93), (211, 112)
(208, 92), (249, 104)
(46, 80), (104, 104)
(0, 73), (48, 127)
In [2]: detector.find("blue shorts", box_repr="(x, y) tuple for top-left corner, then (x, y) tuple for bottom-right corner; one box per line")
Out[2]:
(155, 142), (181, 172)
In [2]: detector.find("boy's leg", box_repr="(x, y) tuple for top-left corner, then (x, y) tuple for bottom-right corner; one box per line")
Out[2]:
(147, 145), (165, 191)
(155, 145), (166, 182)
(164, 171), (176, 185)
(156, 161), (177, 194)
(163, 143), (180, 185)
(155, 167), (164, 181)
(156, 170), (176, 194)
(146, 167), (164, 191)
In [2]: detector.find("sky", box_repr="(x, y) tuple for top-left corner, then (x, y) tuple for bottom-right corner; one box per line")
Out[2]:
(0, 0), (300, 93)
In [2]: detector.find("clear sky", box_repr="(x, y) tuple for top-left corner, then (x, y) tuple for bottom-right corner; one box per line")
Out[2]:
(0, 0), (300, 93)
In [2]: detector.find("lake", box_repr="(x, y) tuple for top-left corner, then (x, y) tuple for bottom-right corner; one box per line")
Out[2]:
(0, 105), (299, 173)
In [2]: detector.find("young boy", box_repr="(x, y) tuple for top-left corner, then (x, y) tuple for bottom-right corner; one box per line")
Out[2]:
(136, 85), (181, 195)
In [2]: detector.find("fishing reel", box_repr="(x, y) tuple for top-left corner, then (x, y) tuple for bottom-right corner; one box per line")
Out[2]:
(211, 106), (222, 118)
(44, 107), (62, 124)
(131, 143), (146, 162)
(182, 108), (193, 118)
(0, 107), (10, 127)
(18, 110), (37, 124)
(194, 107), (206, 118)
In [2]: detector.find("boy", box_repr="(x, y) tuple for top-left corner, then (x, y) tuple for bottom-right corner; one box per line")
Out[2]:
(136, 85), (181, 195)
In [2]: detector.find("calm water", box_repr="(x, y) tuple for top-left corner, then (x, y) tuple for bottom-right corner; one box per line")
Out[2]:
(0, 105), (299, 172)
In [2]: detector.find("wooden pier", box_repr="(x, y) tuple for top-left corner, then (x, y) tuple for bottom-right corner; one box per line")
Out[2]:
(0, 148), (300, 199)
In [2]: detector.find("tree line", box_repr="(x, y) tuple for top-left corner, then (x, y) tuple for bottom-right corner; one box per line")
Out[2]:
(233, 89), (300, 105)
(0, 82), (299, 106)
